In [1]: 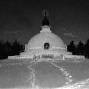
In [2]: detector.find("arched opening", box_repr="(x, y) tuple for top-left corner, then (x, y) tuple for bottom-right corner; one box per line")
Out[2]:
(44, 42), (50, 50)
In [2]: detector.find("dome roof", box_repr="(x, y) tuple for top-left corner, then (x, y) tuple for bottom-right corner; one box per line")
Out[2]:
(26, 26), (67, 52)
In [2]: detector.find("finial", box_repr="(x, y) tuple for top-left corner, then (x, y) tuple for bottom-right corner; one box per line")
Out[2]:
(42, 9), (49, 26)
(43, 9), (48, 17)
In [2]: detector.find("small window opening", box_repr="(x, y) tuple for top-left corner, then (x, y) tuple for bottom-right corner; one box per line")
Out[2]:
(44, 42), (50, 50)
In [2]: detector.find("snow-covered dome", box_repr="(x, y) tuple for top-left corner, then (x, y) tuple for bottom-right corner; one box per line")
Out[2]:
(25, 25), (67, 52)
(24, 11), (67, 54)
(8, 11), (85, 60)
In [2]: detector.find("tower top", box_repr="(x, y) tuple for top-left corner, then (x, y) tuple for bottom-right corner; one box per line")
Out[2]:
(42, 10), (50, 26)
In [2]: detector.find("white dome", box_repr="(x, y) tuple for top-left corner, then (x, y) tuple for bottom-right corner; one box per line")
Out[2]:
(25, 26), (67, 52)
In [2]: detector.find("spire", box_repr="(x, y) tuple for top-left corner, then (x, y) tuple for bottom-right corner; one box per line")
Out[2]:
(42, 10), (49, 26)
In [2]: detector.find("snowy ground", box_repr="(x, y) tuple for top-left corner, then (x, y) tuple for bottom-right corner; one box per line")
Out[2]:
(0, 58), (89, 89)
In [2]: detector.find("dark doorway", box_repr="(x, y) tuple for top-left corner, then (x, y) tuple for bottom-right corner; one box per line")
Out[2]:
(44, 42), (50, 50)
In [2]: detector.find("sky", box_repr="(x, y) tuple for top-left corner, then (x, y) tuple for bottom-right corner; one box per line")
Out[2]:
(0, 0), (89, 45)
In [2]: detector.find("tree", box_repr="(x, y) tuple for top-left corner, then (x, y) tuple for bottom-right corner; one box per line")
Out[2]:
(11, 40), (24, 55)
(67, 41), (76, 55)
(76, 41), (85, 55)
(0, 41), (6, 59)
(3, 41), (12, 56)
(84, 39), (89, 58)
(0, 40), (25, 60)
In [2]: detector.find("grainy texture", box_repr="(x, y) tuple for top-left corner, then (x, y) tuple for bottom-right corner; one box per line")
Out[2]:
(0, 59), (89, 88)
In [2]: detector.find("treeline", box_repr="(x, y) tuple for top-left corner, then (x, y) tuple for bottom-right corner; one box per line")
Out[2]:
(0, 39), (89, 60)
(67, 39), (89, 58)
(0, 40), (25, 60)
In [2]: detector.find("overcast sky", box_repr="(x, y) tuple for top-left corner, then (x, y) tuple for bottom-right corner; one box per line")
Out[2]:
(0, 0), (89, 45)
